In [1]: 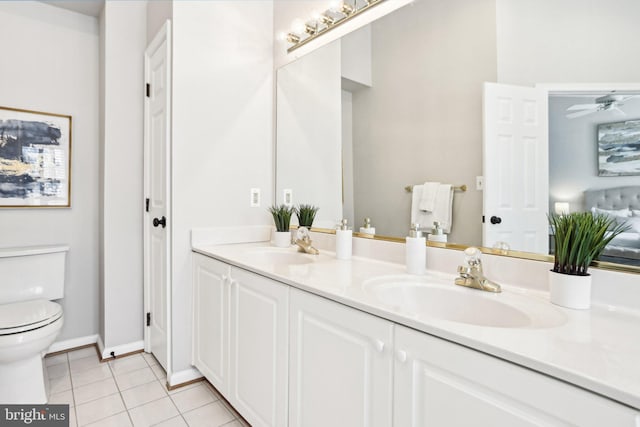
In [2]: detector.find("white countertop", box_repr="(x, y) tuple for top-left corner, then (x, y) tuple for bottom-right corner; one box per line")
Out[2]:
(193, 242), (640, 410)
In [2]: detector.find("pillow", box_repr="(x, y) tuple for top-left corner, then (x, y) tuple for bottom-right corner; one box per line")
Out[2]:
(622, 216), (640, 233)
(591, 207), (631, 218)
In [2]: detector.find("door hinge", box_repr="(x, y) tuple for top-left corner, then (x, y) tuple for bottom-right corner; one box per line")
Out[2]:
(146, 83), (150, 98)
(482, 215), (485, 223)
(145, 198), (150, 212)
(146, 312), (151, 327)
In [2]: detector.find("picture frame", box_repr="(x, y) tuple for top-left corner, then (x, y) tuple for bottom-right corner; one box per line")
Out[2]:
(597, 119), (640, 177)
(0, 106), (72, 207)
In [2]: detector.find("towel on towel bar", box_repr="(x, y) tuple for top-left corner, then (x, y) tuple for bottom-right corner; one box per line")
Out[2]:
(411, 184), (453, 233)
(419, 181), (440, 212)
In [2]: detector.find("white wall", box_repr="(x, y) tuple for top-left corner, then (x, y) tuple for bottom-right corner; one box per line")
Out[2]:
(496, 0), (640, 85)
(276, 40), (342, 228)
(100, 1), (147, 352)
(0, 2), (100, 341)
(549, 96), (640, 212)
(171, 0), (274, 374)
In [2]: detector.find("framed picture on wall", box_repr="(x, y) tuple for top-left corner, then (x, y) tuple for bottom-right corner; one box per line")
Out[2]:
(597, 119), (640, 177)
(0, 106), (72, 207)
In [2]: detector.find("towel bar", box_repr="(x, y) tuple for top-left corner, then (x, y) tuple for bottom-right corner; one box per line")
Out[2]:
(405, 184), (467, 193)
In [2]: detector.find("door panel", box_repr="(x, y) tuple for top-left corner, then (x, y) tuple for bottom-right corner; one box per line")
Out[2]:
(394, 325), (639, 427)
(483, 82), (549, 254)
(144, 21), (171, 370)
(230, 268), (288, 427)
(289, 289), (393, 427)
(192, 254), (230, 394)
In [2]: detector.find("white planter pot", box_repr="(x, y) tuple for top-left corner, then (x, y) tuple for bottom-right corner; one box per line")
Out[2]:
(548, 270), (592, 310)
(272, 230), (291, 248)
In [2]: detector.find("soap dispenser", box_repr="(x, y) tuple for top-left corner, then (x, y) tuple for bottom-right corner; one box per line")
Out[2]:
(359, 217), (376, 236)
(406, 223), (426, 275)
(336, 219), (352, 260)
(428, 221), (447, 243)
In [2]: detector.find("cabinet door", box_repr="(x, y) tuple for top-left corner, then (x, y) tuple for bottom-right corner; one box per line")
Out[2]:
(229, 268), (289, 427)
(289, 288), (394, 427)
(394, 325), (640, 427)
(192, 253), (230, 394)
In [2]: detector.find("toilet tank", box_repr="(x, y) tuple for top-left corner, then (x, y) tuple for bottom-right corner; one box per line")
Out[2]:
(0, 245), (69, 304)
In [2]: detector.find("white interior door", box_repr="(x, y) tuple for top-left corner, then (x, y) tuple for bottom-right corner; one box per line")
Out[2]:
(483, 82), (549, 254)
(144, 21), (172, 371)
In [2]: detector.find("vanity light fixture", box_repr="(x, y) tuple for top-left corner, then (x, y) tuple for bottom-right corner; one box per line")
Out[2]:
(287, 33), (301, 44)
(282, 0), (386, 53)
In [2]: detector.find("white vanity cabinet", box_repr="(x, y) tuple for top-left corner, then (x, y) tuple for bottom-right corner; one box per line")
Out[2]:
(192, 253), (231, 394)
(288, 288), (394, 427)
(192, 253), (289, 427)
(228, 267), (289, 427)
(394, 325), (639, 427)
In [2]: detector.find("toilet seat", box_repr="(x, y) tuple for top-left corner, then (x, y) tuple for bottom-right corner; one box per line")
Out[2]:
(0, 300), (63, 335)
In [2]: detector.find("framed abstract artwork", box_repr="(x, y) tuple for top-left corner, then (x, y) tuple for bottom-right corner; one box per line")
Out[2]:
(0, 106), (72, 207)
(597, 119), (640, 177)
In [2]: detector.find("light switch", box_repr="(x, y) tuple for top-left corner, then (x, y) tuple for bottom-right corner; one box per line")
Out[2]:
(283, 189), (293, 206)
(250, 188), (260, 207)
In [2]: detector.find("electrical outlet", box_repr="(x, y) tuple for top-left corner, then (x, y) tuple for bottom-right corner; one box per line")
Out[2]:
(283, 189), (293, 206)
(476, 176), (484, 191)
(250, 188), (260, 207)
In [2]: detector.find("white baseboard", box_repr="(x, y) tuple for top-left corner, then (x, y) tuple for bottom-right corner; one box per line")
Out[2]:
(47, 334), (98, 354)
(168, 367), (202, 387)
(99, 340), (145, 359)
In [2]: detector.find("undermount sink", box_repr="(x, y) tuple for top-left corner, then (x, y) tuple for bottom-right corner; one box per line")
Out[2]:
(364, 276), (566, 329)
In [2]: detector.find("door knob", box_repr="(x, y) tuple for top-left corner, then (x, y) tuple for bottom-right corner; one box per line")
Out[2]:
(490, 216), (502, 225)
(153, 216), (166, 228)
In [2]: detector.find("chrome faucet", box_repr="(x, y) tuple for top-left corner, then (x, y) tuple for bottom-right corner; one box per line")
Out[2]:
(454, 247), (501, 293)
(294, 227), (319, 255)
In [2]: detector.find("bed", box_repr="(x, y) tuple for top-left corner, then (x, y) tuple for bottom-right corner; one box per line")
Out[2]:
(584, 186), (640, 265)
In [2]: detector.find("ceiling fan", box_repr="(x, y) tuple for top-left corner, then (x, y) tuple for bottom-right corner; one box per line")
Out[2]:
(566, 92), (639, 119)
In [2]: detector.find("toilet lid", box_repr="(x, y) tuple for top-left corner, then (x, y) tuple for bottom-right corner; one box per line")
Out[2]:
(0, 299), (63, 335)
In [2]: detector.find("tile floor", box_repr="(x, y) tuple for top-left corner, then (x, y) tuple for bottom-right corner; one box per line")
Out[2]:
(45, 346), (249, 427)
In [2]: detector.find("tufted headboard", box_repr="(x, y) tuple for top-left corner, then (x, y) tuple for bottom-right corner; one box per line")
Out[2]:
(584, 186), (640, 211)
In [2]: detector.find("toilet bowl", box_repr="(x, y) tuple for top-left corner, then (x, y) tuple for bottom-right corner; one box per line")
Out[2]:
(0, 300), (64, 403)
(0, 245), (68, 404)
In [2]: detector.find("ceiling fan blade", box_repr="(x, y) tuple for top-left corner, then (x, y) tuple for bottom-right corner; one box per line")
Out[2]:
(566, 109), (595, 119)
(567, 103), (599, 111)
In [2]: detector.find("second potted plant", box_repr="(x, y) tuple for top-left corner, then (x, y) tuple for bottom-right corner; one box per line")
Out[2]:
(269, 204), (294, 247)
(295, 204), (319, 229)
(548, 211), (629, 309)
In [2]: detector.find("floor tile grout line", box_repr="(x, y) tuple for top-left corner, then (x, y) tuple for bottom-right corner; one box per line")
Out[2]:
(106, 361), (136, 427)
(66, 354), (81, 427)
(74, 363), (125, 427)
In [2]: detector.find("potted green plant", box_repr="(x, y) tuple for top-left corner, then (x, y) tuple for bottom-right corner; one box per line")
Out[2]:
(269, 204), (294, 247)
(295, 204), (319, 229)
(548, 211), (629, 309)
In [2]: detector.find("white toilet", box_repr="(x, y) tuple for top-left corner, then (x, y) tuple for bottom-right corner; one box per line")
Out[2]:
(0, 245), (68, 404)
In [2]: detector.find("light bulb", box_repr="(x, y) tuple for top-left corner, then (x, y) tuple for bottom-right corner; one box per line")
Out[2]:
(291, 19), (306, 35)
(328, 0), (341, 12)
(276, 32), (287, 42)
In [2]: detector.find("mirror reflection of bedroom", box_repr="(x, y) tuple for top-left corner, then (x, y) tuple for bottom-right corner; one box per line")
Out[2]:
(549, 90), (640, 267)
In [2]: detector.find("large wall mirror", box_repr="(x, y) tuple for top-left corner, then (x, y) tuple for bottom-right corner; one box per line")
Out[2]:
(276, 0), (640, 271)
